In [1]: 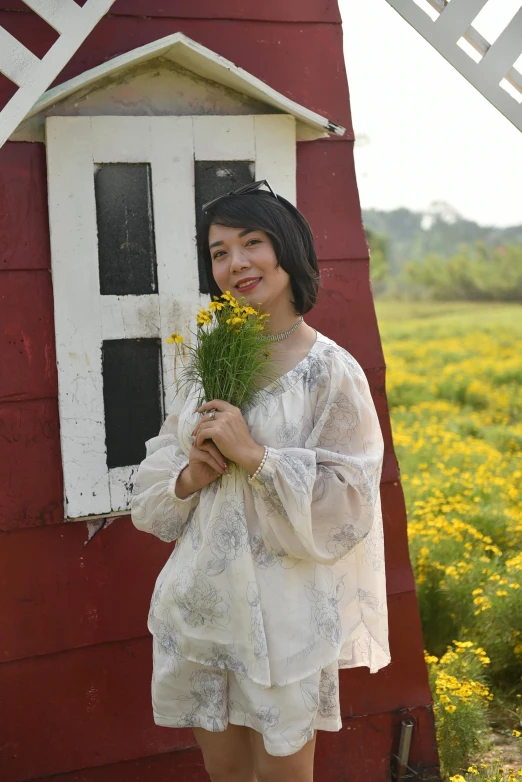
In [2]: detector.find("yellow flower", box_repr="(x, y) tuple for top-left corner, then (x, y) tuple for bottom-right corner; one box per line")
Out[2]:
(165, 332), (184, 344)
(208, 300), (225, 311)
(467, 766), (479, 775)
(226, 316), (246, 326)
(513, 729), (521, 737)
(196, 308), (213, 326)
(449, 775), (466, 782)
(445, 704), (457, 713)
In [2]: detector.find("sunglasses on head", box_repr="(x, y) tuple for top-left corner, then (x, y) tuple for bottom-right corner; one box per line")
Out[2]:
(202, 179), (278, 213)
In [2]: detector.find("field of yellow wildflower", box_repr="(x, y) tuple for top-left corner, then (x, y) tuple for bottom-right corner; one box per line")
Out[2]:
(375, 301), (522, 781)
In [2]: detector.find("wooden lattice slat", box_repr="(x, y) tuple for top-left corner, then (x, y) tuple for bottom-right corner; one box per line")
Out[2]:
(385, 0), (522, 131)
(0, 0), (116, 149)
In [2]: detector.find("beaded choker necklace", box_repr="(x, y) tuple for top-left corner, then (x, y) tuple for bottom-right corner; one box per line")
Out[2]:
(265, 316), (303, 343)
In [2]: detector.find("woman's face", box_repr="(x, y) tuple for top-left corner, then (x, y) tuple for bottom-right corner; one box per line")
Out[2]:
(208, 224), (292, 312)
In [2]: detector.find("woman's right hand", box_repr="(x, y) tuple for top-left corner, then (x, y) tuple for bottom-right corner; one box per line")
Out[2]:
(175, 440), (227, 497)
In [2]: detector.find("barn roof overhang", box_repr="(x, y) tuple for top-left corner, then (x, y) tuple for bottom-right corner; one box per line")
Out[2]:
(13, 32), (346, 140)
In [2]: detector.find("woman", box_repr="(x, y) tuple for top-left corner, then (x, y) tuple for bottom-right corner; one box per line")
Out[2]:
(131, 181), (390, 782)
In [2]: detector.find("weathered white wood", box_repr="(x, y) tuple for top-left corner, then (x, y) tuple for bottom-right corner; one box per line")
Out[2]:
(254, 115), (297, 204)
(434, 0), (490, 41)
(478, 7), (522, 85)
(46, 116), (111, 519)
(384, 0), (522, 132)
(0, 27), (40, 86)
(23, 0), (82, 34)
(0, 0), (116, 149)
(19, 32), (345, 140)
(101, 295), (160, 340)
(109, 466), (138, 513)
(150, 118), (199, 416)
(193, 115), (255, 160)
(46, 114), (297, 519)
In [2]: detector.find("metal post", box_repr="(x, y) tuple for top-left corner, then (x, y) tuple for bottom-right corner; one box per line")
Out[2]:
(396, 719), (415, 780)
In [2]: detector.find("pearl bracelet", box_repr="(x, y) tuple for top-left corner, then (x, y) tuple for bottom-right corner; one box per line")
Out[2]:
(248, 446), (269, 482)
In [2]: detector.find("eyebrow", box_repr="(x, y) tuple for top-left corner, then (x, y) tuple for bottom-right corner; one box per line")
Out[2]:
(209, 228), (256, 250)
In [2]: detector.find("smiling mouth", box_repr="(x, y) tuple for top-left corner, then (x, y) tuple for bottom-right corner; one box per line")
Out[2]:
(236, 278), (262, 291)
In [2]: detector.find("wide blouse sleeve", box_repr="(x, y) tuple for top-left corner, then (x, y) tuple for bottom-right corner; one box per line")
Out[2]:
(249, 350), (384, 565)
(130, 385), (200, 542)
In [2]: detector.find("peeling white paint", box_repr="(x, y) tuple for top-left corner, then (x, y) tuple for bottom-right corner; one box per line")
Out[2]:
(47, 114), (296, 521)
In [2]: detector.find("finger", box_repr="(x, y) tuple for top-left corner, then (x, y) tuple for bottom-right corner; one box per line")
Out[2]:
(192, 412), (218, 436)
(199, 440), (228, 470)
(192, 446), (225, 474)
(194, 424), (216, 449)
(196, 399), (235, 415)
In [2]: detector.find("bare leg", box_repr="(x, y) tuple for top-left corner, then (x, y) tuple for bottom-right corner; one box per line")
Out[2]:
(252, 729), (317, 782)
(193, 724), (256, 782)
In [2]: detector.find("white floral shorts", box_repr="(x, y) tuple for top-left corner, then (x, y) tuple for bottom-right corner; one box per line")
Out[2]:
(151, 637), (342, 757)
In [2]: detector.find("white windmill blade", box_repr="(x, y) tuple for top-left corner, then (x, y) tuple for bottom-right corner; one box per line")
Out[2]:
(0, 0), (117, 149)
(384, 0), (522, 132)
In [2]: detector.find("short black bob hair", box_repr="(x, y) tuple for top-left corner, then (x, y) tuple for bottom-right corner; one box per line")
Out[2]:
(198, 190), (321, 315)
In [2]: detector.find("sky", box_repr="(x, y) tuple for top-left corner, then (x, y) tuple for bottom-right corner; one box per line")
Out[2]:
(339, 0), (522, 228)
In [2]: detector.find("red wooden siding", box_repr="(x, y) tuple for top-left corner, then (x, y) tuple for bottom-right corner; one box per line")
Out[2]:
(0, 1), (440, 779)
(0, 591), (431, 781)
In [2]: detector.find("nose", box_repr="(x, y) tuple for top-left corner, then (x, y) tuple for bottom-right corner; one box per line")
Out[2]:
(229, 248), (251, 273)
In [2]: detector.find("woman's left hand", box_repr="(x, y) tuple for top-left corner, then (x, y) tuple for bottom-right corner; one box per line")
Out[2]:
(192, 400), (265, 475)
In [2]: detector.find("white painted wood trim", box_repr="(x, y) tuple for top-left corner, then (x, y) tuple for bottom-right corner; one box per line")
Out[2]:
(433, 0), (489, 39)
(478, 7), (522, 86)
(0, 27), (40, 86)
(46, 114), (296, 520)
(193, 115), (256, 161)
(19, 32), (345, 139)
(254, 115), (296, 204)
(46, 115), (197, 519)
(0, 0), (116, 149)
(23, 0), (82, 34)
(46, 117), (111, 519)
(384, 0), (522, 132)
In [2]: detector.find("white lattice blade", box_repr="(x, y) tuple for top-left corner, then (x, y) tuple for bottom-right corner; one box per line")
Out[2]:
(384, 0), (522, 132)
(435, 0), (490, 41)
(0, 27), (40, 86)
(0, 0), (116, 149)
(479, 7), (522, 84)
(23, 0), (82, 34)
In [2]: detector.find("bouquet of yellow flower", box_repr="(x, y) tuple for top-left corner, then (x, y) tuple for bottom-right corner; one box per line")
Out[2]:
(166, 290), (277, 410)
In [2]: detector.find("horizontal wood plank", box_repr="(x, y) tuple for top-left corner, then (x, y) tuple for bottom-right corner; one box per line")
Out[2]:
(25, 706), (439, 782)
(0, 270), (57, 403)
(310, 260), (384, 370)
(0, 398), (63, 531)
(0, 1), (342, 22)
(0, 142), (50, 271)
(0, 517), (170, 661)
(297, 139), (367, 260)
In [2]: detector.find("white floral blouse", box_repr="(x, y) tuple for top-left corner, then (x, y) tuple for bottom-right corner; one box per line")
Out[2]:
(131, 331), (391, 688)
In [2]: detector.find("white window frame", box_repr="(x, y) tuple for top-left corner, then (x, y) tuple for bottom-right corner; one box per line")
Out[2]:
(45, 113), (296, 520)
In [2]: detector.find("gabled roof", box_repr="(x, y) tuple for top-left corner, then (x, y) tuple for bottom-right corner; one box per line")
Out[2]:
(23, 32), (345, 137)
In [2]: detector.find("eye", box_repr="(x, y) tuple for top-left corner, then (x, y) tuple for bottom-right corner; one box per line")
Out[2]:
(212, 250), (226, 260)
(246, 239), (261, 247)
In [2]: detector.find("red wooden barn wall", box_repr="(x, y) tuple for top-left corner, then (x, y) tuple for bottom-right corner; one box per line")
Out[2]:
(0, 2), (441, 780)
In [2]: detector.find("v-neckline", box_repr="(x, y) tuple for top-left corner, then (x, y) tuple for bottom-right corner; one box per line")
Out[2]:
(257, 330), (325, 394)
